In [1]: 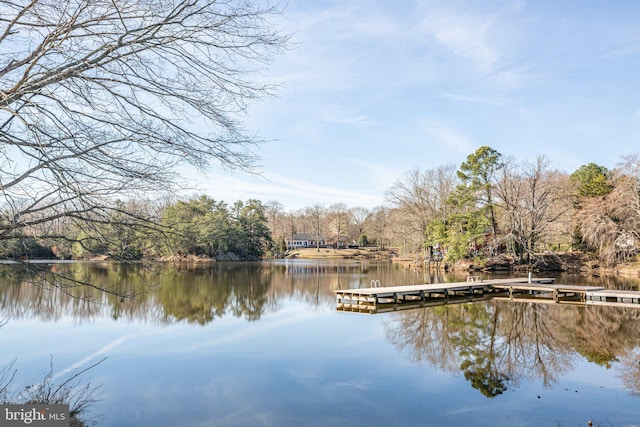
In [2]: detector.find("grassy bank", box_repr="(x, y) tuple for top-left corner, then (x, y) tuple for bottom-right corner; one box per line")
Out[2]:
(284, 247), (395, 260)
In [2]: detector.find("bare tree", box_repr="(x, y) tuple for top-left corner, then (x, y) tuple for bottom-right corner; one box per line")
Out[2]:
(0, 0), (287, 245)
(326, 203), (349, 248)
(385, 164), (458, 254)
(495, 155), (570, 264)
(369, 206), (391, 250)
(304, 204), (326, 252)
(349, 206), (369, 243)
(614, 153), (640, 231)
(576, 154), (640, 265)
(264, 200), (284, 242)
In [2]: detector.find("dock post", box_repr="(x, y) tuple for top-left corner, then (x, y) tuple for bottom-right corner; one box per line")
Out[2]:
(528, 272), (532, 283)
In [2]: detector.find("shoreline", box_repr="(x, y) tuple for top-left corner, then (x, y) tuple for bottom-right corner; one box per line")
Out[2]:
(5, 250), (640, 278)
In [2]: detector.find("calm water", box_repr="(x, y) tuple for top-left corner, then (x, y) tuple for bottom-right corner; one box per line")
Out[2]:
(1, 260), (639, 426)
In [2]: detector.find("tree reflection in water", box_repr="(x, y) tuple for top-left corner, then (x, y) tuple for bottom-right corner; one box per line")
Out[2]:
(2, 262), (640, 398)
(385, 301), (640, 397)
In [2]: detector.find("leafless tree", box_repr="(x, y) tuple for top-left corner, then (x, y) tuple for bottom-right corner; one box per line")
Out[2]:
(576, 154), (640, 265)
(618, 348), (640, 396)
(304, 204), (326, 252)
(349, 206), (369, 241)
(385, 163), (458, 253)
(326, 203), (349, 247)
(264, 200), (284, 241)
(369, 205), (391, 250)
(0, 0), (287, 245)
(495, 155), (570, 263)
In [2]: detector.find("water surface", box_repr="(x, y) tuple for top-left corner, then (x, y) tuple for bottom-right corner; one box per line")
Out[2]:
(1, 261), (639, 426)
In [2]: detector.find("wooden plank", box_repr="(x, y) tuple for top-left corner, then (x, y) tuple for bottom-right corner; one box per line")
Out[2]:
(492, 296), (587, 306)
(586, 300), (640, 308)
(586, 289), (640, 306)
(490, 283), (602, 292)
(587, 289), (640, 297)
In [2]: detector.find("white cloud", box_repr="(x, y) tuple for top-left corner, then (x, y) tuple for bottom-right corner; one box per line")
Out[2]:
(423, 122), (475, 155)
(420, 6), (498, 71)
(442, 92), (504, 106)
(604, 42), (640, 59)
(491, 69), (520, 88)
(340, 157), (406, 191)
(183, 169), (384, 211)
(415, 1), (523, 87)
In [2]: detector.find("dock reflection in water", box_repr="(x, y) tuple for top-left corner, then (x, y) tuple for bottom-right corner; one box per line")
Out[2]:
(1, 261), (639, 426)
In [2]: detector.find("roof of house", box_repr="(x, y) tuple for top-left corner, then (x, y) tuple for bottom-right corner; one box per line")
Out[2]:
(288, 233), (323, 241)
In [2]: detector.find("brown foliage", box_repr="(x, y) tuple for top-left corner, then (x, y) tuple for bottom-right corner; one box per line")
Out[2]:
(577, 175), (640, 266)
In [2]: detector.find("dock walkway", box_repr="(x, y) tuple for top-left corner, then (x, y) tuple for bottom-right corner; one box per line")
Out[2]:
(336, 277), (639, 313)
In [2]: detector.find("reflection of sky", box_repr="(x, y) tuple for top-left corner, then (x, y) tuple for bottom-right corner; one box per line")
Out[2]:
(2, 298), (639, 426)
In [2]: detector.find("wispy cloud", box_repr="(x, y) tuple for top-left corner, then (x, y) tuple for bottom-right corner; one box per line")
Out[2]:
(186, 169), (384, 210)
(416, 1), (523, 87)
(420, 6), (498, 71)
(604, 40), (640, 58)
(340, 157), (406, 190)
(423, 122), (475, 155)
(442, 92), (504, 106)
(260, 172), (384, 208)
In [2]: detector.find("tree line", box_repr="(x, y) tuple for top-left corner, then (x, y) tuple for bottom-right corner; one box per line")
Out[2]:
(265, 147), (640, 267)
(0, 196), (273, 261)
(3, 146), (639, 267)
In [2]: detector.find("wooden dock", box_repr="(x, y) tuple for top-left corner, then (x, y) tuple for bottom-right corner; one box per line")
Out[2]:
(587, 289), (640, 308)
(335, 277), (640, 314)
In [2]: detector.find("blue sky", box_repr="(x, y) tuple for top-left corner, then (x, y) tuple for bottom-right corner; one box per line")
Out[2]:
(186, 0), (640, 211)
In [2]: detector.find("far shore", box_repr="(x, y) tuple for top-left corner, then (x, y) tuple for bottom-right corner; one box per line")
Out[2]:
(4, 249), (640, 278)
(284, 248), (640, 278)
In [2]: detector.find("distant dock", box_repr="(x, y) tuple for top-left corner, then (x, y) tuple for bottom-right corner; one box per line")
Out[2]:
(335, 277), (640, 314)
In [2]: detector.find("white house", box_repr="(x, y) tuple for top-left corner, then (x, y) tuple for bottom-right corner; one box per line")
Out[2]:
(285, 233), (326, 250)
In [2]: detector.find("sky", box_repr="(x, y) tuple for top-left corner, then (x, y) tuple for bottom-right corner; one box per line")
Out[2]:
(184, 0), (640, 211)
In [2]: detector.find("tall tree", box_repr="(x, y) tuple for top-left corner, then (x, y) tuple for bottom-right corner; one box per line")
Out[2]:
(369, 206), (391, 250)
(327, 203), (350, 248)
(457, 146), (504, 243)
(161, 196), (221, 256)
(305, 204), (326, 252)
(0, 0), (286, 249)
(233, 199), (272, 258)
(264, 200), (284, 238)
(386, 164), (458, 255)
(442, 183), (489, 262)
(570, 163), (613, 197)
(495, 155), (570, 263)
(349, 206), (370, 244)
(264, 200), (285, 256)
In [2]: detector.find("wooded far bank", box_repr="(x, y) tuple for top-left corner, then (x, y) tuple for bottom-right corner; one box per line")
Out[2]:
(2, 146), (640, 275)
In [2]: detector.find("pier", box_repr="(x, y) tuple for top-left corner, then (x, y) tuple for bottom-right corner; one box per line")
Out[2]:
(335, 277), (640, 314)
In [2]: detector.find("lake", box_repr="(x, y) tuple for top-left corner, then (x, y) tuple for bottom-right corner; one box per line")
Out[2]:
(1, 260), (639, 426)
